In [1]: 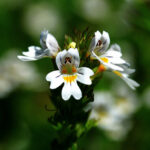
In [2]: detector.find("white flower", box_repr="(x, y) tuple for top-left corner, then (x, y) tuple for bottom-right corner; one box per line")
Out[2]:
(0, 51), (43, 98)
(89, 30), (139, 90)
(89, 31), (126, 71)
(18, 30), (59, 61)
(46, 48), (94, 101)
(88, 91), (138, 140)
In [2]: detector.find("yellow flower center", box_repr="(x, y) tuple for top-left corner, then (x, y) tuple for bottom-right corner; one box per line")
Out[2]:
(63, 75), (77, 83)
(100, 57), (109, 63)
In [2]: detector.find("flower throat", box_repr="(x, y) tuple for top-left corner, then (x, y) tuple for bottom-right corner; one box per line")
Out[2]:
(61, 57), (77, 74)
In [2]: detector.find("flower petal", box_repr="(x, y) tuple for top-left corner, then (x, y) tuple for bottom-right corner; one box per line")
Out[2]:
(89, 31), (101, 52)
(89, 31), (110, 53)
(46, 33), (59, 56)
(40, 30), (48, 49)
(49, 75), (64, 89)
(110, 44), (121, 52)
(108, 57), (126, 64)
(102, 44), (122, 58)
(46, 70), (61, 81)
(77, 73), (92, 85)
(124, 68), (135, 74)
(61, 82), (71, 100)
(113, 71), (140, 90)
(92, 51), (123, 71)
(23, 46), (43, 57)
(104, 50), (122, 58)
(56, 50), (67, 70)
(68, 48), (80, 67)
(104, 63), (124, 71)
(71, 81), (82, 100)
(122, 76), (140, 90)
(101, 31), (110, 51)
(17, 56), (37, 61)
(78, 67), (94, 76)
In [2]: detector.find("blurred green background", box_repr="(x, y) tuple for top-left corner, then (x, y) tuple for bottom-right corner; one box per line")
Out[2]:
(0, 0), (150, 150)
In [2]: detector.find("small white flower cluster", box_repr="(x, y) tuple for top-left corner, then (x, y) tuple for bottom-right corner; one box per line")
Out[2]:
(0, 51), (42, 98)
(18, 30), (139, 101)
(88, 89), (139, 140)
(18, 30), (94, 100)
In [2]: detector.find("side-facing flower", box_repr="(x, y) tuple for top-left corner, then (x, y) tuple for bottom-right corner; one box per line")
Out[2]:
(18, 30), (59, 61)
(46, 48), (94, 100)
(89, 30), (139, 90)
(89, 31), (126, 71)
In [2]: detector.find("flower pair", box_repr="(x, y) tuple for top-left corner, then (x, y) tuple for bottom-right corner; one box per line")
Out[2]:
(18, 31), (94, 100)
(46, 48), (94, 100)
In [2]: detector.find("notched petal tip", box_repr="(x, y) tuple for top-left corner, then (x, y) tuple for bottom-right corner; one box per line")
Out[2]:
(46, 74), (51, 81)
(77, 74), (92, 85)
(62, 96), (70, 101)
(110, 44), (121, 52)
(17, 55), (37, 61)
(78, 67), (94, 76)
(71, 81), (82, 100)
(102, 31), (110, 39)
(95, 30), (101, 38)
(62, 83), (71, 101)
(49, 75), (64, 89)
(46, 70), (61, 81)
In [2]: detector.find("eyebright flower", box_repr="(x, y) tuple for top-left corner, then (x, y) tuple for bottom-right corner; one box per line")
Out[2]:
(88, 91), (138, 140)
(0, 51), (42, 98)
(89, 31), (126, 71)
(46, 48), (94, 100)
(89, 30), (139, 90)
(18, 30), (59, 61)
